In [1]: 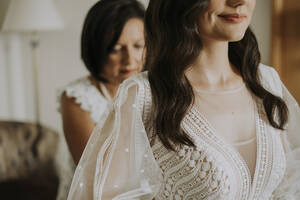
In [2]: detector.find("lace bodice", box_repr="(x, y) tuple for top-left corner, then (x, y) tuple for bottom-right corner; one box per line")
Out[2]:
(142, 70), (285, 199)
(147, 103), (286, 199)
(67, 64), (300, 200)
(58, 76), (110, 123)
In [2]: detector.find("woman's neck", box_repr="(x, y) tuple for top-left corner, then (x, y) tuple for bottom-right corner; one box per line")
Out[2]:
(186, 41), (243, 91)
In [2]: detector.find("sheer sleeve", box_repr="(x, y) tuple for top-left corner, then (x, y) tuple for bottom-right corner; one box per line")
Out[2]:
(67, 76), (163, 200)
(267, 68), (300, 199)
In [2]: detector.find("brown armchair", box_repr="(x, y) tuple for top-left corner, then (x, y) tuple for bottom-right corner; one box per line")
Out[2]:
(0, 121), (59, 200)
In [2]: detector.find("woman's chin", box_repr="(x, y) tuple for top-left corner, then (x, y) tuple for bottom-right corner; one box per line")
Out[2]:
(229, 35), (246, 42)
(214, 24), (248, 42)
(222, 31), (247, 42)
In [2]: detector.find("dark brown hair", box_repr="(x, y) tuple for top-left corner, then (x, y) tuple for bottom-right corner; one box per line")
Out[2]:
(81, 0), (145, 82)
(144, 0), (288, 150)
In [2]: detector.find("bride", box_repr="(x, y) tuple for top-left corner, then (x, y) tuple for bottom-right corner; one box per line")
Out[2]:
(67, 0), (300, 199)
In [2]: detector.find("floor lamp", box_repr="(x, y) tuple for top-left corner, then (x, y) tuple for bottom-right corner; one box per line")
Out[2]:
(1, 0), (63, 125)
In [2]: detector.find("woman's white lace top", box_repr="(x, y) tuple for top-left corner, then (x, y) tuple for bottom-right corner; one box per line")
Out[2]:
(67, 64), (300, 200)
(58, 76), (110, 123)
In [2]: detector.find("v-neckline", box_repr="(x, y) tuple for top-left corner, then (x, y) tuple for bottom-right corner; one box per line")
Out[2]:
(191, 103), (257, 183)
(188, 97), (269, 199)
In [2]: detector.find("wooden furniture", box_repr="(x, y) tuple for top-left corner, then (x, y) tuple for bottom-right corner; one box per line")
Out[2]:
(271, 0), (300, 103)
(0, 121), (59, 200)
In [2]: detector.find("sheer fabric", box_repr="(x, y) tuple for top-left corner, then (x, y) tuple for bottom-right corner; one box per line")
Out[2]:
(67, 64), (300, 199)
(193, 82), (257, 179)
(67, 75), (163, 200)
(270, 73), (300, 199)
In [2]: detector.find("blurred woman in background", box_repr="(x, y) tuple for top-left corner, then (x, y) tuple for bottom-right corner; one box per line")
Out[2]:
(57, 0), (145, 199)
(60, 0), (145, 165)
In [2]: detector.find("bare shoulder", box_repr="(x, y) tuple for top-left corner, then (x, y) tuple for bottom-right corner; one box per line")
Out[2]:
(60, 92), (85, 114)
(60, 91), (93, 128)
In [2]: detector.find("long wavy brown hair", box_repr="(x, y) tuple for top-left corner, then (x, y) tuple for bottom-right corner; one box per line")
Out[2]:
(144, 0), (288, 150)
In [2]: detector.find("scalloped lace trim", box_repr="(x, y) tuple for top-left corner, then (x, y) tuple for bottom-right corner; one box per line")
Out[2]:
(57, 77), (109, 123)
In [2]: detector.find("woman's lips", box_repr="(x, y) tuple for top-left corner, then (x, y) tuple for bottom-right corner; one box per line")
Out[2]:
(218, 13), (247, 23)
(120, 69), (137, 74)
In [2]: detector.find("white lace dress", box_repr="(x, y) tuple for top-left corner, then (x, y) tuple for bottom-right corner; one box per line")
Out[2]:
(56, 77), (110, 200)
(67, 65), (300, 200)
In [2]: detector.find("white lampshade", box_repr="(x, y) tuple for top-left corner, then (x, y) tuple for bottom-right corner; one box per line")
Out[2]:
(2, 0), (63, 32)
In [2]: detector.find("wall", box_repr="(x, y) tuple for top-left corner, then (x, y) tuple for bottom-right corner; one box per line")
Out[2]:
(0, 0), (270, 133)
(0, 1), (9, 28)
(0, 0), (11, 119)
(251, 0), (271, 65)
